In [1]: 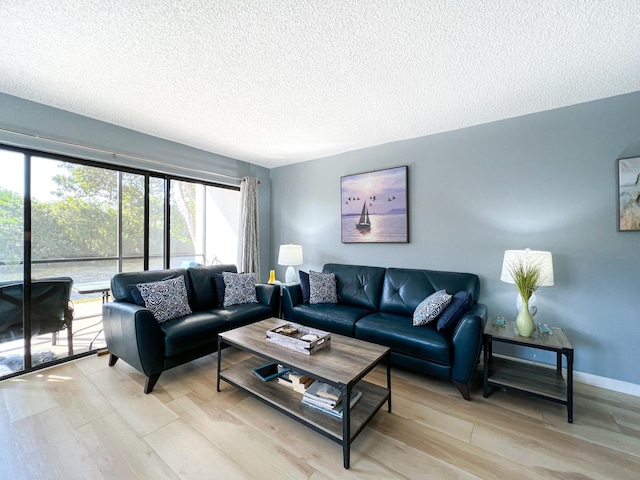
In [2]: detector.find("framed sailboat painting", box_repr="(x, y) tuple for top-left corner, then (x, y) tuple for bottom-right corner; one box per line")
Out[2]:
(341, 166), (408, 243)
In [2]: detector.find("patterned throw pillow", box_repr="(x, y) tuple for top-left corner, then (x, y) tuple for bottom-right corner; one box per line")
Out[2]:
(137, 276), (192, 323)
(222, 272), (258, 307)
(413, 290), (453, 326)
(309, 271), (337, 304)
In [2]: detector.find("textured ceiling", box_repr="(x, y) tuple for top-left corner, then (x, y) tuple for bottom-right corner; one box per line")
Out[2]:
(1, 1), (639, 169)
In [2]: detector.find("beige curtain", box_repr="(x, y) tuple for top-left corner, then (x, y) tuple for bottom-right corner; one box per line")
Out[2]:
(238, 177), (260, 276)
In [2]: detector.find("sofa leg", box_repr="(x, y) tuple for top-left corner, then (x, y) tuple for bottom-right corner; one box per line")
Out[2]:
(108, 353), (119, 367)
(144, 373), (161, 394)
(453, 380), (471, 401)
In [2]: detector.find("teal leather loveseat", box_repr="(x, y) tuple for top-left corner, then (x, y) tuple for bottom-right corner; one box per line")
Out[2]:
(282, 263), (487, 400)
(103, 264), (278, 393)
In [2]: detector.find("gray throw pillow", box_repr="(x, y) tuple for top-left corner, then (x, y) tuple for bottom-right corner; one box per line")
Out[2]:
(137, 275), (192, 323)
(309, 270), (337, 304)
(222, 272), (258, 307)
(413, 290), (453, 326)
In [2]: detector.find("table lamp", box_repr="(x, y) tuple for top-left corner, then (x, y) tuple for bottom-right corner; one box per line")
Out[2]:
(278, 244), (303, 283)
(500, 249), (554, 317)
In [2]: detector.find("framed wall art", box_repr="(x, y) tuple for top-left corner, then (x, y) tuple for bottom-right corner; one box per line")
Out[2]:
(341, 165), (408, 243)
(618, 156), (640, 231)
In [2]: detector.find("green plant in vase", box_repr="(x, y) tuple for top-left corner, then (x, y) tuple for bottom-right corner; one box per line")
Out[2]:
(507, 256), (544, 337)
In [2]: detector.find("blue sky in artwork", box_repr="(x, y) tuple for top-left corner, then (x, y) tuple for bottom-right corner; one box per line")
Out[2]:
(619, 157), (640, 186)
(341, 166), (406, 216)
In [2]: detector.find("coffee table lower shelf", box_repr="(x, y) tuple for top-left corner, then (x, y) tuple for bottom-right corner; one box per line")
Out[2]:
(219, 355), (390, 444)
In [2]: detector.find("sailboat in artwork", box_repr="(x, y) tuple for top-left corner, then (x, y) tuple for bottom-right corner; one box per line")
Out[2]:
(355, 201), (371, 230)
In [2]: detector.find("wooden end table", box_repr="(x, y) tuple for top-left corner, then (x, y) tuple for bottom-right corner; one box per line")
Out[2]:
(483, 320), (574, 423)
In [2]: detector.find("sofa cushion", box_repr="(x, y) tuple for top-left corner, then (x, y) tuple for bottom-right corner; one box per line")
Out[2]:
(380, 268), (438, 315)
(210, 303), (274, 329)
(355, 312), (452, 365)
(160, 311), (228, 357)
(437, 290), (473, 331)
(186, 264), (238, 310)
(111, 268), (187, 303)
(223, 272), (258, 307)
(413, 290), (452, 326)
(322, 264), (385, 310)
(136, 276), (193, 323)
(309, 271), (337, 304)
(291, 303), (373, 336)
(380, 268), (480, 315)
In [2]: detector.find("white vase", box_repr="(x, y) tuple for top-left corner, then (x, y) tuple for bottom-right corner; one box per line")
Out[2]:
(516, 300), (536, 337)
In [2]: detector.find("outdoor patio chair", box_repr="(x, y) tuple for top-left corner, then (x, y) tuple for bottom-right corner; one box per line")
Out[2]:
(0, 277), (74, 356)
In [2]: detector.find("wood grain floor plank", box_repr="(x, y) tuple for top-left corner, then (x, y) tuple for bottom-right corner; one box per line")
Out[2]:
(144, 419), (257, 480)
(228, 395), (401, 478)
(77, 411), (178, 480)
(0, 375), (59, 422)
(11, 406), (104, 480)
(357, 428), (483, 480)
(87, 365), (178, 436)
(169, 394), (311, 480)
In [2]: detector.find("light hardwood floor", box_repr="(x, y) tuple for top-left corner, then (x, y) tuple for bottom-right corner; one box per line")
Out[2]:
(0, 349), (638, 479)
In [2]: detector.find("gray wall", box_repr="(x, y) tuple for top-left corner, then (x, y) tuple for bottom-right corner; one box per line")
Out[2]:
(271, 92), (640, 385)
(0, 92), (272, 280)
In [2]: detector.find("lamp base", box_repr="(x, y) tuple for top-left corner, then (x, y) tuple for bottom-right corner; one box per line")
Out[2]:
(284, 266), (297, 283)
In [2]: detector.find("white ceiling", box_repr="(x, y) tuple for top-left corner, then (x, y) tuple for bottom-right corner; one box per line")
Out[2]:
(1, 1), (639, 169)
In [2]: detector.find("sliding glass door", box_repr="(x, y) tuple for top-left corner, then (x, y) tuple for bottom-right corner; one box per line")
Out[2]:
(0, 145), (240, 379)
(0, 150), (25, 374)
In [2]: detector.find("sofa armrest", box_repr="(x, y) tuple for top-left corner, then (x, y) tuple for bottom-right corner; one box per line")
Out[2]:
(281, 284), (302, 320)
(451, 302), (487, 384)
(102, 301), (165, 377)
(256, 283), (279, 316)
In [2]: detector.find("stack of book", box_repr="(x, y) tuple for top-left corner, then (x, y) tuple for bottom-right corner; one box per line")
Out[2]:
(277, 370), (315, 393)
(301, 381), (362, 418)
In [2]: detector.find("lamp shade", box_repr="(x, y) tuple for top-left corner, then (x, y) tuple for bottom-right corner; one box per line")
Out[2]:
(278, 244), (303, 266)
(500, 249), (554, 286)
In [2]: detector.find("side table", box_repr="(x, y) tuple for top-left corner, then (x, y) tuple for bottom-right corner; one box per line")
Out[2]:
(483, 320), (574, 423)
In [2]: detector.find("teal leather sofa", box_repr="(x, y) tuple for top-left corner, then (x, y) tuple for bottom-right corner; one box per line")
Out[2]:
(103, 264), (278, 393)
(282, 263), (487, 400)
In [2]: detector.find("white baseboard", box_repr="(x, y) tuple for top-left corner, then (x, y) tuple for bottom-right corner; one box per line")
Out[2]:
(491, 353), (640, 398)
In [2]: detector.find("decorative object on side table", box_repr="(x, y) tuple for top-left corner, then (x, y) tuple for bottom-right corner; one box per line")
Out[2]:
(500, 249), (554, 337)
(278, 244), (303, 283)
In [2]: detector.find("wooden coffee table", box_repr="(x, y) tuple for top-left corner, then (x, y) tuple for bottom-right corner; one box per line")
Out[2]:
(216, 318), (391, 469)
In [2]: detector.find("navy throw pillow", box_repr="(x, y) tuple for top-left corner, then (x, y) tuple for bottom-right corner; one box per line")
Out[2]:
(128, 284), (146, 306)
(299, 270), (310, 303)
(437, 290), (473, 331)
(212, 273), (226, 307)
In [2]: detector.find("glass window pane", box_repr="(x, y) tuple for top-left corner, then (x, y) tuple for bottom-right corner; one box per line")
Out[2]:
(31, 158), (116, 355)
(205, 186), (240, 265)
(0, 150), (25, 377)
(0, 150), (24, 283)
(149, 177), (165, 270)
(121, 172), (145, 272)
(170, 180), (204, 268)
